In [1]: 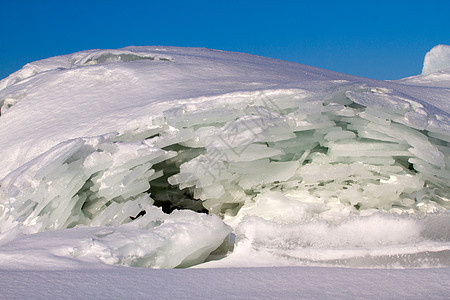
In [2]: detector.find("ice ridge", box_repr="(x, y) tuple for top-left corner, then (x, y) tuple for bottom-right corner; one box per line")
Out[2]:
(0, 46), (449, 268)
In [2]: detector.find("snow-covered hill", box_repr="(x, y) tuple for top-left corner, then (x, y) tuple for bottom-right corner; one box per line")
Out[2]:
(0, 46), (449, 298)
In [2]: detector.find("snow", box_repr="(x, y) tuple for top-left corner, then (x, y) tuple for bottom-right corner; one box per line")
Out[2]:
(1, 266), (448, 299)
(422, 44), (450, 75)
(0, 45), (449, 298)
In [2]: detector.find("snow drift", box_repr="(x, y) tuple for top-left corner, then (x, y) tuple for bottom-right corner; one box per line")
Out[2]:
(0, 46), (448, 269)
(422, 44), (450, 75)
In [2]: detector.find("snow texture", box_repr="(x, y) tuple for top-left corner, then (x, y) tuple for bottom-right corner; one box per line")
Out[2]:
(1, 266), (448, 299)
(0, 46), (449, 297)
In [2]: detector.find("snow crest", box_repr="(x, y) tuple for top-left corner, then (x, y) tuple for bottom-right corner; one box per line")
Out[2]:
(422, 44), (450, 75)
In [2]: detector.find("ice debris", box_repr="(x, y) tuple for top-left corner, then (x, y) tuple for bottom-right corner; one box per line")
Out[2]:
(0, 86), (448, 266)
(0, 46), (449, 268)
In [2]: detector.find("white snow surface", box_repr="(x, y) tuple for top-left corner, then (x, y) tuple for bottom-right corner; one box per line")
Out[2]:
(0, 46), (449, 298)
(1, 266), (448, 299)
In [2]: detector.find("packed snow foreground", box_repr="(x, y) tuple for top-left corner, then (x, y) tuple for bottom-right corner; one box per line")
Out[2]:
(0, 45), (449, 270)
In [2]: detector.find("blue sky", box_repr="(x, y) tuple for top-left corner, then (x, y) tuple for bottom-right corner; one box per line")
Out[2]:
(1, 0), (449, 80)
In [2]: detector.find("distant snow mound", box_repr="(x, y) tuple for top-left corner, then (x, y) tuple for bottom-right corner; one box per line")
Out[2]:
(422, 45), (450, 75)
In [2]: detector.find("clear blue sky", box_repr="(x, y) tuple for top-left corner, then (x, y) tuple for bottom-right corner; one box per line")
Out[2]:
(1, 0), (449, 80)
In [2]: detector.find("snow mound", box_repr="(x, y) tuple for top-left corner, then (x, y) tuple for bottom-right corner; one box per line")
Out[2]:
(422, 44), (450, 75)
(0, 46), (449, 269)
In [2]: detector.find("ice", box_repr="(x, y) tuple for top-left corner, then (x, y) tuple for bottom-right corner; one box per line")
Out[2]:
(326, 141), (412, 157)
(222, 144), (284, 162)
(0, 138), (177, 231)
(324, 129), (356, 141)
(238, 161), (299, 189)
(422, 44), (450, 75)
(0, 136), (231, 268)
(0, 45), (449, 270)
